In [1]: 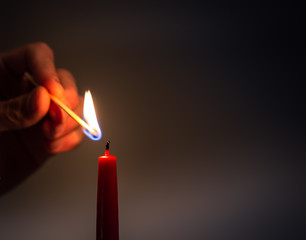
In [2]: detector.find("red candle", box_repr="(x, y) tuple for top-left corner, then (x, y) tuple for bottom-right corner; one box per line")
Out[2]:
(96, 141), (119, 240)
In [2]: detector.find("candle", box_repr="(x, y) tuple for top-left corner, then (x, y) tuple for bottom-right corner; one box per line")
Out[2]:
(80, 89), (118, 238)
(80, 90), (117, 238)
(26, 74), (118, 238)
(96, 141), (119, 240)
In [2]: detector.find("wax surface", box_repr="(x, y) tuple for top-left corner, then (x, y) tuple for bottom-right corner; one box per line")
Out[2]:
(96, 150), (119, 240)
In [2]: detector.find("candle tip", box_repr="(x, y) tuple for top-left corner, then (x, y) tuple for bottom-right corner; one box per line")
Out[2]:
(106, 141), (110, 150)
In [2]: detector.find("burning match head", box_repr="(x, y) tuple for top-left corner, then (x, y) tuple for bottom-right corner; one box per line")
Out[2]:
(83, 126), (102, 141)
(24, 73), (102, 140)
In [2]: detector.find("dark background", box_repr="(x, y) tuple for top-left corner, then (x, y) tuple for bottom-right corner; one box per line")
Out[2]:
(0, 1), (305, 239)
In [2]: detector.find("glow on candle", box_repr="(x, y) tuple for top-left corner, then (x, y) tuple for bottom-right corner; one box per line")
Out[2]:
(83, 90), (102, 141)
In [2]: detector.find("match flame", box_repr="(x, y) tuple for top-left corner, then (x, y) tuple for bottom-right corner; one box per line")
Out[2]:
(83, 90), (102, 141)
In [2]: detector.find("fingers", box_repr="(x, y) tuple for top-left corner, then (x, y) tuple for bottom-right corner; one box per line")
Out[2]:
(57, 69), (79, 109)
(43, 98), (84, 154)
(45, 68), (81, 135)
(0, 86), (50, 131)
(1, 43), (85, 153)
(42, 68), (84, 153)
(26, 43), (64, 98)
(45, 126), (85, 153)
(43, 96), (83, 140)
(1, 42), (64, 98)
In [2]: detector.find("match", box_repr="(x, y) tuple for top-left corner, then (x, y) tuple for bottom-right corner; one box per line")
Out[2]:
(23, 72), (97, 136)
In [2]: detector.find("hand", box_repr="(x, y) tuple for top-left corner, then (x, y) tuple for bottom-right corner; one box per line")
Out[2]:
(0, 42), (84, 194)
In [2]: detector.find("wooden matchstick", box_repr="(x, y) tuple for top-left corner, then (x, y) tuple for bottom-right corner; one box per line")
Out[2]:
(23, 72), (97, 136)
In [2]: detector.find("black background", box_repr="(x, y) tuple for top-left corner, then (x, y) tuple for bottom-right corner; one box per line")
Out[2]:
(0, 1), (305, 239)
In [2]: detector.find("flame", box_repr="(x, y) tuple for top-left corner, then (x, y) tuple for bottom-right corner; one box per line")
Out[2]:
(83, 90), (102, 140)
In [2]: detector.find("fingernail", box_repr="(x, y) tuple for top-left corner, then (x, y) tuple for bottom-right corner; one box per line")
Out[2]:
(53, 76), (60, 83)
(50, 76), (64, 98)
(49, 102), (63, 124)
(55, 82), (64, 98)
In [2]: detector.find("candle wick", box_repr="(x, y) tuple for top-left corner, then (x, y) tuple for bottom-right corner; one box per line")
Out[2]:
(106, 141), (110, 150)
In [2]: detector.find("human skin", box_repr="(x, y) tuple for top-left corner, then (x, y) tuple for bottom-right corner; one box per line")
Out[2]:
(0, 42), (84, 194)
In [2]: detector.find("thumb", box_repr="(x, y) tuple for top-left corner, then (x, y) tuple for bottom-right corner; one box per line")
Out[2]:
(0, 87), (50, 131)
